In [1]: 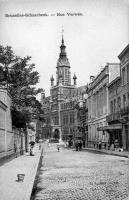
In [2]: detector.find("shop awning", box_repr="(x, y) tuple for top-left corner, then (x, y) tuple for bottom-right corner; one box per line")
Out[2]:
(97, 124), (122, 131)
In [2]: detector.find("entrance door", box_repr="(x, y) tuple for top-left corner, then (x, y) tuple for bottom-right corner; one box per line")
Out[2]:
(54, 129), (60, 140)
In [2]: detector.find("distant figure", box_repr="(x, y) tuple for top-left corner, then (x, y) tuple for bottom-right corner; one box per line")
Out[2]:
(68, 141), (71, 148)
(57, 144), (60, 152)
(75, 141), (79, 151)
(14, 143), (17, 158)
(83, 141), (85, 148)
(47, 141), (50, 147)
(39, 143), (41, 150)
(66, 141), (68, 148)
(99, 141), (101, 149)
(78, 141), (82, 151)
(30, 145), (34, 156)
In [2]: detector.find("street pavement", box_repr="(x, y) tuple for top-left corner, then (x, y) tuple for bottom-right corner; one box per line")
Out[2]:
(83, 147), (129, 158)
(32, 144), (129, 200)
(0, 144), (43, 200)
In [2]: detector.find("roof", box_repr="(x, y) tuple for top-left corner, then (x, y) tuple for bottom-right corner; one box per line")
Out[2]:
(118, 44), (129, 60)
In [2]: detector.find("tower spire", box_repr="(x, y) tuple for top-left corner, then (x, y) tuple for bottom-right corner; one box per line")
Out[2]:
(59, 27), (67, 58)
(56, 29), (71, 86)
(61, 26), (64, 44)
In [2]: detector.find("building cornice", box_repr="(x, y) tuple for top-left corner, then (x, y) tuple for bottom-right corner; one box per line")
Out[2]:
(108, 76), (121, 88)
(118, 44), (129, 60)
(88, 66), (108, 92)
(0, 100), (7, 110)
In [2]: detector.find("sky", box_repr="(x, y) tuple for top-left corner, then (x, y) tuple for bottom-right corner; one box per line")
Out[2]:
(0, 0), (129, 99)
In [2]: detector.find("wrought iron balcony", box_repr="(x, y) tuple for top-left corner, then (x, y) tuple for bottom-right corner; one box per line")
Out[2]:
(106, 106), (129, 123)
(106, 112), (121, 122)
(120, 106), (129, 116)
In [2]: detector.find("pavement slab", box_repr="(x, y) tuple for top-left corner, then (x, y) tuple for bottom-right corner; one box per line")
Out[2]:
(0, 144), (42, 200)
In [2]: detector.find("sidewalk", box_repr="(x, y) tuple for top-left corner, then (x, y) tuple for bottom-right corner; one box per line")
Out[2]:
(83, 147), (129, 158)
(0, 144), (43, 200)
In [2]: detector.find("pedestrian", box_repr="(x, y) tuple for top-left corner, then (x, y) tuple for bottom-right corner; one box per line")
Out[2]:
(99, 141), (101, 149)
(39, 143), (41, 150)
(83, 141), (85, 148)
(68, 141), (71, 148)
(66, 141), (68, 148)
(14, 143), (17, 158)
(75, 141), (78, 151)
(78, 141), (82, 151)
(47, 140), (50, 147)
(57, 144), (60, 152)
(30, 144), (34, 156)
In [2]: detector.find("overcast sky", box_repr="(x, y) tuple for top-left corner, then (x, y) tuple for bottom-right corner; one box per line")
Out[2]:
(0, 0), (129, 99)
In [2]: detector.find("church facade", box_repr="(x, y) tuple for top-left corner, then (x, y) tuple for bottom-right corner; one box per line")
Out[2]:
(41, 36), (88, 143)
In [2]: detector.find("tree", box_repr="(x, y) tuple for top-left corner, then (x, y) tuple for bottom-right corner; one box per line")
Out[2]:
(0, 45), (44, 150)
(0, 45), (43, 112)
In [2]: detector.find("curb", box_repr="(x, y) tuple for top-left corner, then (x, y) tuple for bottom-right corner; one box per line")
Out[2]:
(30, 149), (45, 200)
(83, 148), (129, 158)
(23, 148), (43, 200)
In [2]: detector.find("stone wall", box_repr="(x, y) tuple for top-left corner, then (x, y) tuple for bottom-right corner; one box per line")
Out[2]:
(0, 89), (14, 159)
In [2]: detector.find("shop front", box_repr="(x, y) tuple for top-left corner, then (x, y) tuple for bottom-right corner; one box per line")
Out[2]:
(97, 124), (122, 150)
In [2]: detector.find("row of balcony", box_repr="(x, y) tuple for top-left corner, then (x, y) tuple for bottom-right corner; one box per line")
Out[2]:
(106, 106), (129, 123)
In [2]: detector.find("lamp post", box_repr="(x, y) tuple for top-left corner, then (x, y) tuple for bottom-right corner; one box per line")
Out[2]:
(58, 98), (62, 142)
(57, 82), (63, 142)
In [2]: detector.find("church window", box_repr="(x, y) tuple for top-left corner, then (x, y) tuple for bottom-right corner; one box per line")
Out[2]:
(70, 113), (74, 124)
(123, 95), (126, 108)
(55, 117), (59, 125)
(65, 69), (68, 81)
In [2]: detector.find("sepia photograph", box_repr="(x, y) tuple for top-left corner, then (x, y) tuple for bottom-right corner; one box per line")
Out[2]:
(0, 0), (129, 199)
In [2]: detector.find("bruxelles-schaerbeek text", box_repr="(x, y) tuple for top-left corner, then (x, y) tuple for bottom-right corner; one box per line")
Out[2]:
(5, 12), (83, 17)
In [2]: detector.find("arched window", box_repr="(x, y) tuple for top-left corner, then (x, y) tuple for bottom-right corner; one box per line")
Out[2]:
(117, 97), (121, 111)
(110, 101), (113, 113)
(114, 99), (116, 112)
(123, 95), (126, 108)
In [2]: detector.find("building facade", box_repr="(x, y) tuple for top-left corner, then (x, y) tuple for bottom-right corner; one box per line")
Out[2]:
(106, 45), (129, 151)
(106, 76), (122, 149)
(41, 36), (88, 143)
(87, 63), (120, 149)
(118, 44), (129, 150)
(88, 66), (109, 149)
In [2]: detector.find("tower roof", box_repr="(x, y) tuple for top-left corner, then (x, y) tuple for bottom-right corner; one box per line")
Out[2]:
(57, 35), (70, 67)
(50, 75), (54, 81)
(73, 73), (77, 79)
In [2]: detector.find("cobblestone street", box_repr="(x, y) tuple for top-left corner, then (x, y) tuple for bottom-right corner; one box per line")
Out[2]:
(32, 144), (129, 200)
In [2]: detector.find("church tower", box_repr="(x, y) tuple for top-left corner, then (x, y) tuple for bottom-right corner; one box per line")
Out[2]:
(56, 35), (71, 86)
